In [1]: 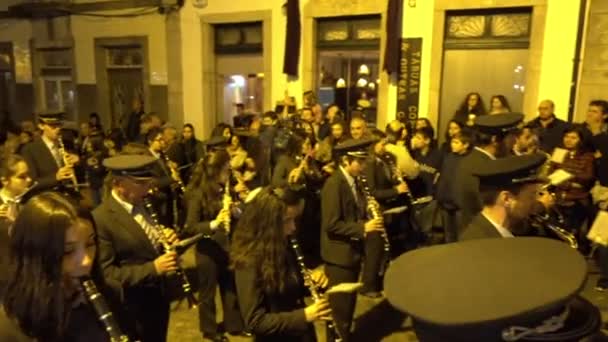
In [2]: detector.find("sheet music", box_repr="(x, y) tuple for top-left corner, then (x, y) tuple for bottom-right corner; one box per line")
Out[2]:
(551, 148), (568, 164)
(587, 211), (608, 246)
(326, 282), (363, 294)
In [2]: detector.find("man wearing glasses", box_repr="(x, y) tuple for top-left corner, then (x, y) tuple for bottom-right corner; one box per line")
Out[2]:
(93, 154), (179, 342)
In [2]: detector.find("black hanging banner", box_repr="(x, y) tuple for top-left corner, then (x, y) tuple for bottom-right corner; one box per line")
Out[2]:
(283, 0), (301, 77)
(396, 38), (422, 122)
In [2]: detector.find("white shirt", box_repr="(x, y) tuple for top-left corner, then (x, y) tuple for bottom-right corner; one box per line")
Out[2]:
(111, 190), (134, 214)
(42, 135), (62, 167)
(111, 190), (162, 249)
(149, 149), (161, 160)
(339, 166), (358, 202)
(482, 212), (514, 238)
(474, 146), (496, 160)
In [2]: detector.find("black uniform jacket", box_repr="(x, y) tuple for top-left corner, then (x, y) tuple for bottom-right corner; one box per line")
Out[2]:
(92, 195), (160, 299)
(234, 252), (316, 342)
(20, 138), (60, 192)
(453, 148), (494, 229)
(320, 169), (365, 267)
(459, 213), (503, 241)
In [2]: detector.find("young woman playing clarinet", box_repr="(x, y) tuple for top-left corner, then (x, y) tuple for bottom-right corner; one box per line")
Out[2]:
(0, 192), (126, 342)
(231, 186), (332, 342)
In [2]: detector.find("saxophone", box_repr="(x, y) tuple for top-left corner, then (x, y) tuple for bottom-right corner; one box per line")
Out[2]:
(358, 175), (391, 271)
(57, 137), (80, 193)
(289, 236), (342, 342)
(80, 277), (130, 342)
(143, 198), (198, 308)
(530, 213), (578, 249)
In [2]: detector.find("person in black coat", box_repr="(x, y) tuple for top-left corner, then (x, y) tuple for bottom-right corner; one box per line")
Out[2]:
(453, 113), (524, 232)
(320, 138), (385, 341)
(146, 127), (180, 227)
(526, 99), (571, 154)
(93, 154), (180, 342)
(231, 187), (331, 342)
(183, 149), (246, 342)
(20, 112), (80, 195)
(435, 131), (473, 242)
(460, 154), (547, 241)
(360, 130), (409, 295)
(1, 192), (119, 342)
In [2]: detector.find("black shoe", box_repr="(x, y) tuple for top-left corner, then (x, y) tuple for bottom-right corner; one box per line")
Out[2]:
(228, 331), (253, 337)
(359, 291), (383, 299)
(202, 333), (228, 342)
(595, 279), (608, 292)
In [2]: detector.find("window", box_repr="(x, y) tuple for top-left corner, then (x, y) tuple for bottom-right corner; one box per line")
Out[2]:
(38, 48), (75, 118)
(42, 77), (74, 115)
(215, 22), (263, 54)
(214, 22), (265, 124)
(444, 8), (532, 49)
(316, 15), (381, 123)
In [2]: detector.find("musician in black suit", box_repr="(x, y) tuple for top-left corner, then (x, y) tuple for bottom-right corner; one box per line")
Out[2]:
(146, 127), (180, 227)
(453, 113), (524, 232)
(231, 187), (331, 342)
(20, 112), (79, 194)
(93, 154), (180, 342)
(184, 149), (247, 342)
(360, 130), (408, 297)
(320, 138), (385, 341)
(0, 154), (33, 299)
(460, 153), (547, 241)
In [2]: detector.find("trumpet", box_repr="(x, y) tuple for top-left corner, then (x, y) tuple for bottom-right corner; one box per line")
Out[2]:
(358, 175), (391, 275)
(81, 277), (130, 342)
(289, 236), (342, 342)
(57, 137), (80, 193)
(143, 198), (198, 308)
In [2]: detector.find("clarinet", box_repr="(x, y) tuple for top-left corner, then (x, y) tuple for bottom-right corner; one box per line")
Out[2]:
(57, 137), (80, 193)
(289, 236), (342, 342)
(222, 180), (232, 233)
(358, 175), (391, 275)
(143, 198), (198, 308)
(80, 277), (130, 342)
(162, 153), (186, 194)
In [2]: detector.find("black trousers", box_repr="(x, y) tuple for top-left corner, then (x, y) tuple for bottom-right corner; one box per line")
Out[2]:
(360, 232), (386, 293)
(196, 246), (244, 335)
(124, 287), (170, 342)
(325, 263), (360, 342)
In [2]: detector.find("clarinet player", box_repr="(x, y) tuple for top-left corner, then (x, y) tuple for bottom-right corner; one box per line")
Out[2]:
(1, 192), (120, 341)
(93, 154), (180, 342)
(184, 149), (247, 341)
(20, 112), (80, 195)
(231, 186), (331, 342)
(320, 138), (385, 341)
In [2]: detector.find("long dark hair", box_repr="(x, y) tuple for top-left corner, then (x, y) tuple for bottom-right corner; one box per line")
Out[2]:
(187, 149), (231, 219)
(231, 187), (301, 294)
(182, 123), (197, 142)
(3, 193), (90, 341)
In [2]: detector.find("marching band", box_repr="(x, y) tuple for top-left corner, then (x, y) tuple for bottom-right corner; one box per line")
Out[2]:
(0, 94), (608, 342)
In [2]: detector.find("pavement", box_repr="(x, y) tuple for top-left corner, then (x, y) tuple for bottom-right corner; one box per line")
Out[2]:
(166, 252), (608, 342)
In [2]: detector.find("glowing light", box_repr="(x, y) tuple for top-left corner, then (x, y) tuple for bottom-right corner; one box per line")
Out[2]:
(356, 78), (368, 88)
(230, 75), (245, 87)
(358, 64), (370, 75)
(336, 78), (346, 88)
